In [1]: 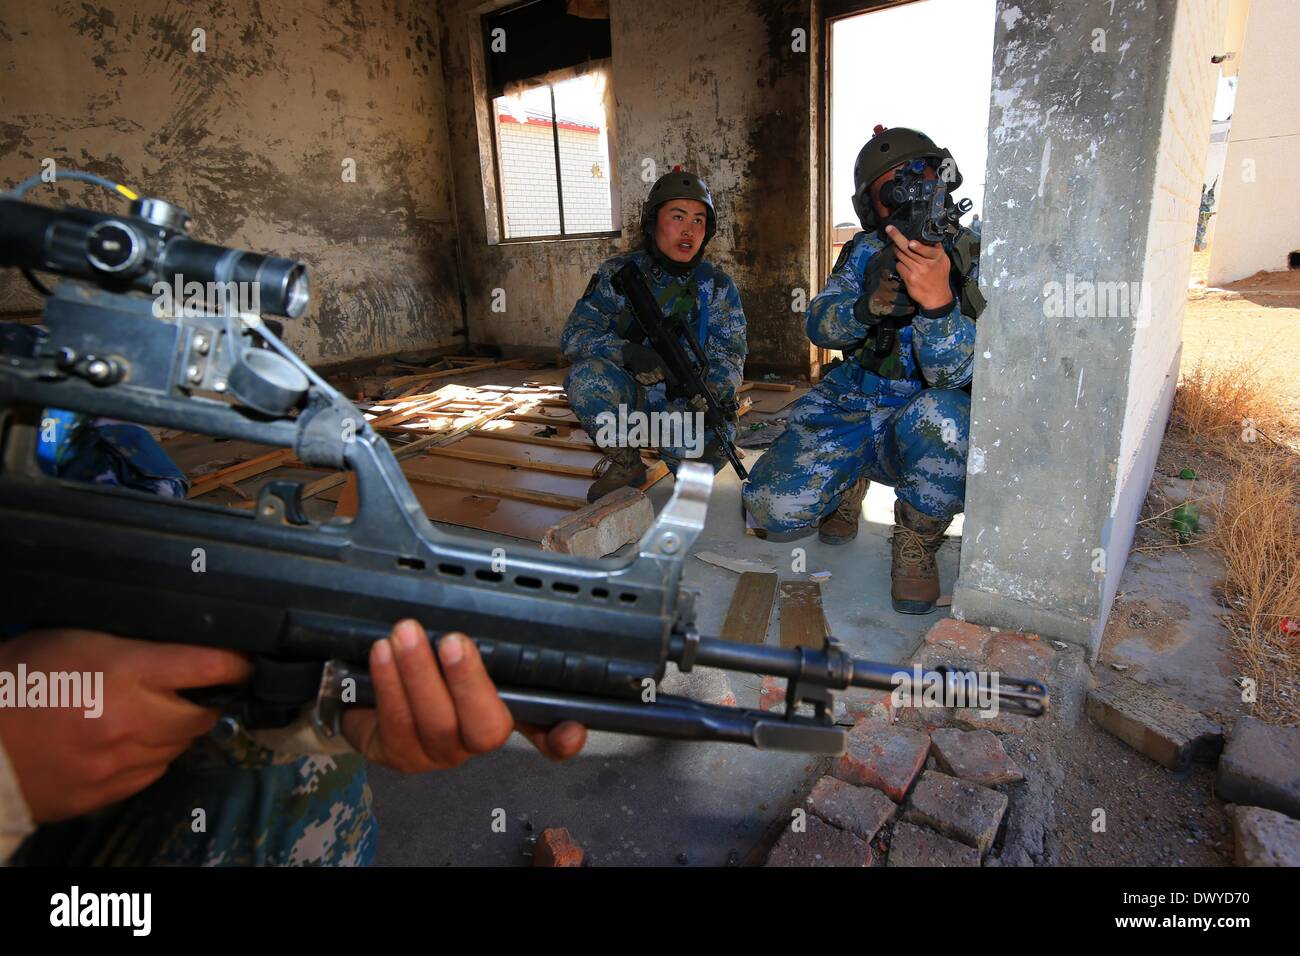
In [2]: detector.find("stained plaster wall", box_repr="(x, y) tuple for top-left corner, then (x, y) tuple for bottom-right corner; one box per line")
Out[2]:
(0, 0), (464, 368)
(952, 0), (1226, 654)
(438, 0), (816, 377)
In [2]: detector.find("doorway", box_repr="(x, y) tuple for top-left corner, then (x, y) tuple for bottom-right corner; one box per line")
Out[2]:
(820, 0), (997, 534)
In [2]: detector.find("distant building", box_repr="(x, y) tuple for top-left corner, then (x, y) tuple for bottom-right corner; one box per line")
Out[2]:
(496, 108), (612, 237)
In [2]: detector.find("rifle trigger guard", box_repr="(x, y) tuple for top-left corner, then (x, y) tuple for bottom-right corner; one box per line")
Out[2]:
(313, 659), (348, 738)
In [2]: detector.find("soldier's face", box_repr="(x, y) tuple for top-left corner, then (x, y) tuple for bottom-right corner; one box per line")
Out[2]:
(870, 163), (938, 218)
(653, 199), (708, 263)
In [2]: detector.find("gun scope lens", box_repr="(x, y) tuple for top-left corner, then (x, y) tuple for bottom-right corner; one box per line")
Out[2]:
(283, 264), (309, 319)
(86, 221), (143, 274)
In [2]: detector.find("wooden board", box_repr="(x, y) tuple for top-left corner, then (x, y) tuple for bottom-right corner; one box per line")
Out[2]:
(187, 449), (298, 498)
(322, 443), (668, 541)
(779, 581), (829, 650)
(720, 572), (778, 645)
(745, 385), (810, 415)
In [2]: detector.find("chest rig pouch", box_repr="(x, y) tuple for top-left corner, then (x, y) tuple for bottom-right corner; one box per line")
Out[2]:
(850, 228), (985, 382)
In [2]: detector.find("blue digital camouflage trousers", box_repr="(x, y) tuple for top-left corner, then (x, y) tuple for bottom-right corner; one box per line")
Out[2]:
(13, 411), (377, 866)
(566, 357), (734, 472)
(743, 382), (970, 533)
(14, 731), (377, 866)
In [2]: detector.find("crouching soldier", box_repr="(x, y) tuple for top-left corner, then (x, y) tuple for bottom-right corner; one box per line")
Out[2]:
(562, 167), (747, 502)
(742, 127), (984, 614)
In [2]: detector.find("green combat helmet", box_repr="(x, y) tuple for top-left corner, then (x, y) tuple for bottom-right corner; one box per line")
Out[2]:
(641, 165), (716, 273)
(851, 125), (961, 230)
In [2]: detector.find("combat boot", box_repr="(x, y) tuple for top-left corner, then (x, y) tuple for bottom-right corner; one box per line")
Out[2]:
(587, 447), (647, 503)
(818, 478), (869, 545)
(890, 499), (953, 614)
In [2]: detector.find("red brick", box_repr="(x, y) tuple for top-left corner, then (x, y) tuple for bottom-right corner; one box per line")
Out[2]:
(540, 487), (653, 557)
(1090, 672), (1223, 771)
(533, 827), (584, 867)
(841, 688), (897, 723)
(984, 631), (1055, 683)
(896, 706), (952, 734)
(951, 707), (1031, 734)
(924, 618), (995, 659)
(929, 728), (1024, 786)
(765, 814), (872, 867)
(887, 821), (981, 867)
(903, 771), (1007, 855)
(759, 674), (786, 713)
(833, 722), (930, 802)
(807, 776), (897, 842)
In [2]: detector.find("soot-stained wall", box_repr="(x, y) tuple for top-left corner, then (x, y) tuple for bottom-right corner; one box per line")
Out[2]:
(0, 0), (463, 367)
(438, 0), (816, 377)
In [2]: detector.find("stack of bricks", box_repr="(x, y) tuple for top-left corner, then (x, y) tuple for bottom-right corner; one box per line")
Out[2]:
(766, 618), (1045, 867)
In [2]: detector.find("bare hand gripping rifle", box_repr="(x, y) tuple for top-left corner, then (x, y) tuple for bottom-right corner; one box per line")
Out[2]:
(0, 185), (1048, 754)
(611, 261), (748, 481)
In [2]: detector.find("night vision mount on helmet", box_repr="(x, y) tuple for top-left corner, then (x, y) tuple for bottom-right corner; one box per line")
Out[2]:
(851, 125), (963, 232)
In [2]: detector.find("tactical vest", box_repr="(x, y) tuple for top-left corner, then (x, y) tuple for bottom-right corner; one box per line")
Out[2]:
(850, 226), (984, 383)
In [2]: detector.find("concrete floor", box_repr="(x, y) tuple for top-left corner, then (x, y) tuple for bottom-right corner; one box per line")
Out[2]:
(370, 440), (965, 866)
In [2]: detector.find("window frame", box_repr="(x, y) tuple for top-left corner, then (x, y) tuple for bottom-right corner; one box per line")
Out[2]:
(486, 69), (621, 244)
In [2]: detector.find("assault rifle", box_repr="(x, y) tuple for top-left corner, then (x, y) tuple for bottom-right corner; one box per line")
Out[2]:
(611, 261), (748, 481)
(0, 187), (1047, 754)
(855, 159), (979, 371)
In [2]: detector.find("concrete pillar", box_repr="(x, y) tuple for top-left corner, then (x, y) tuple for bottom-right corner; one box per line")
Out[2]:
(952, 0), (1227, 655)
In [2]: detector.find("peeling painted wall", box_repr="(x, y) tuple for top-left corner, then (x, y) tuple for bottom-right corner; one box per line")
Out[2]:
(0, 0), (464, 367)
(438, 0), (814, 376)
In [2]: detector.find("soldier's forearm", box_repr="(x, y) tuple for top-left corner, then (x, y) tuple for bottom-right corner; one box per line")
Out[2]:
(913, 304), (976, 387)
(807, 297), (869, 350)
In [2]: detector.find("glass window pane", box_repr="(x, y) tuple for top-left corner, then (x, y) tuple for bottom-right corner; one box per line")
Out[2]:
(494, 85), (561, 238)
(552, 72), (614, 234)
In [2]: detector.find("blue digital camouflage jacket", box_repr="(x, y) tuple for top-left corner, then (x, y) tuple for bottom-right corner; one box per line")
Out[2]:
(807, 228), (979, 408)
(561, 249), (748, 403)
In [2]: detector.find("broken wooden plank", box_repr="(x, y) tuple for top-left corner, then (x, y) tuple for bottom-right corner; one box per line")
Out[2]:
(466, 427), (663, 458)
(365, 396), (458, 430)
(721, 572), (779, 645)
(188, 449), (297, 498)
(404, 472), (588, 510)
(418, 445), (596, 478)
(301, 404), (520, 502)
(382, 358), (529, 391)
(779, 581), (829, 650)
(505, 412), (581, 427)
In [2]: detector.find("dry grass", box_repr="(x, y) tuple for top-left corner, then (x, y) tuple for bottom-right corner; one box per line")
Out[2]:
(1164, 359), (1299, 725)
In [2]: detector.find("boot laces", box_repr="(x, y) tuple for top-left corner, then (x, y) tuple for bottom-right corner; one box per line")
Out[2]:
(591, 450), (639, 479)
(832, 480), (865, 524)
(893, 525), (935, 571)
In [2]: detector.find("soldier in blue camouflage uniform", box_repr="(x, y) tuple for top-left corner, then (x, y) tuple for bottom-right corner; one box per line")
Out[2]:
(562, 167), (747, 501)
(743, 127), (984, 614)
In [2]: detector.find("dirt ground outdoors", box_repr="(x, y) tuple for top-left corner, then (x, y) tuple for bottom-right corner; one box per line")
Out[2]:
(1044, 256), (1300, 866)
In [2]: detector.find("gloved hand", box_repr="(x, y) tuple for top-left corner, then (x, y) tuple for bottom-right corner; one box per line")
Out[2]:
(621, 343), (668, 386)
